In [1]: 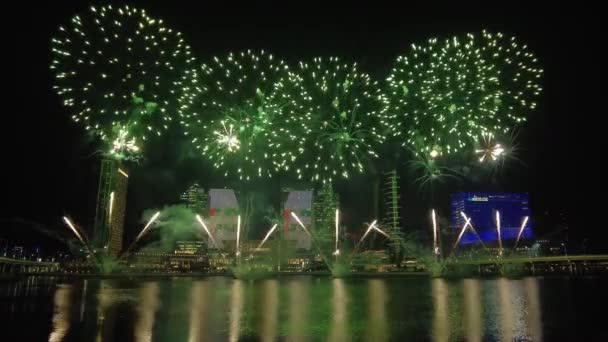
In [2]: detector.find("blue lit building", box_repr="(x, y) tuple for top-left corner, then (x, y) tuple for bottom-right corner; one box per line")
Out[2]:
(451, 192), (533, 245)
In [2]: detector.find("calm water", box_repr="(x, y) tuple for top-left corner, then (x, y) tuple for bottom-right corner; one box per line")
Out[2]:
(1, 275), (607, 341)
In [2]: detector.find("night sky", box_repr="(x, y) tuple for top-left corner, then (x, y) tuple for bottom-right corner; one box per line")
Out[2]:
(3, 2), (600, 252)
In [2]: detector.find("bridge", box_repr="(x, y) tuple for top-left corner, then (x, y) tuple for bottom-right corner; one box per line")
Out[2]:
(0, 256), (60, 274)
(447, 255), (608, 276)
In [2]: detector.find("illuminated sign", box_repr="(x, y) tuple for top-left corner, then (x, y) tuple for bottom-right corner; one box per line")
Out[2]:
(470, 196), (489, 202)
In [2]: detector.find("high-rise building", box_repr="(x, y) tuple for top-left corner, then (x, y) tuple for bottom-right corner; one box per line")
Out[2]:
(451, 192), (533, 245)
(180, 182), (208, 215)
(283, 189), (315, 250)
(93, 159), (128, 256)
(311, 185), (338, 233)
(108, 167), (128, 256)
(208, 189), (240, 250)
(382, 170), (401, 238)
(381, 170), (403, 260)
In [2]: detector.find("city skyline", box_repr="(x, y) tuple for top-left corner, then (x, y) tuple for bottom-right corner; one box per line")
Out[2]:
(3, 2), (597, 253)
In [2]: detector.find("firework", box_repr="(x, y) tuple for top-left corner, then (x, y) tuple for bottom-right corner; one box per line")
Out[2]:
(290, 212), (312, 237)
(452, 216), (472, 253)
(135, 211), (161, 243)
(62, 216), (86, 247)
(62, 216), (95, 258)
(195, 215), (220, 250)
(179, 50), (312, 180)
(351, 220), (379, 255)
(513, 216), (530, 250)
(407, 153), (461, 195)
(296, 57), (385, 184)
(496, 210), (503, 256)
(51, 4), (195, 159)
(236, 215), (241, 257)
(431, 209), (439, 255)
(383, 31), (542, 157)
(334, 209), (340, 255)
(253, 224), (278, 253)
(475, 132), (505, 163)
(372, 225), (390, 239)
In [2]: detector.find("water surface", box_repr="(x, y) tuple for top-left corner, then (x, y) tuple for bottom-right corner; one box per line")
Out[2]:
(1, 275), (606, 341)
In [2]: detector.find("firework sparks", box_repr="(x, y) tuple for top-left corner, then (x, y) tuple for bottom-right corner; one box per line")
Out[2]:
(195, 215), (220, 250)
(513, 216), (530, 250)
(383, 31), (542, 156)
(476, 133), (505, 163)
(215, 121), (240, 152)
(334, 209), (340, 256)
(253, 224), (278, 253)
(431, 209), (439, 255)
(236, 215), (241, 257)
(496, 210), (503, 256)
(179, 50), (311, 181)
(51, 4), (195, 160)
(296, 57), (385, 184)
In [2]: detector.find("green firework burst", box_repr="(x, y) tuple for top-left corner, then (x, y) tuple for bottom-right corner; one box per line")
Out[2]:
(179, 50), (312, 180)
(50, 4), (195, 159)
(296, 57), (385, 184)
(383, 30), (542, 158)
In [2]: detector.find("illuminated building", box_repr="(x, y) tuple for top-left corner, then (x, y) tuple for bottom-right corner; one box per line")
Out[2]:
(283, 189), (315, 250)
(180, 182), (208, 215)
(93, 160), (128, 256)
(174, 241), (205, 255)
(208, 189), (240, 249)
(452, 192), (533, 245)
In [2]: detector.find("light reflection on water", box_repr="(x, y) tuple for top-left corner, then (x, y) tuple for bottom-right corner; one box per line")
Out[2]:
(463, 279), (482, 342)
(0, 275), (605, 341)
(367, 279), (388, 342)
(288, 277), (309, 341)
(134, 282), (159, 342)
(48, 285), (72, 342)
(328, 278), (349, 342)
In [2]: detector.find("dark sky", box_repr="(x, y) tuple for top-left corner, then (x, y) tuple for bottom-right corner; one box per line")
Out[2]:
(3, 2), (601, 251)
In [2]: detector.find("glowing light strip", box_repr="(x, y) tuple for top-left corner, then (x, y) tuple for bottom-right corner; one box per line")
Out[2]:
(62, 216), (86, 245)
(335, 209), (340, 253)
(496, 211), (502, 255)
(108, 192), (114, 222)
(290, 212), (312, 237)
(459, 212), (486, 249)
(513, 216), (529, 250)
(372, 226), (390, 239)
(452, 217), (472, 252)
(431, 209), (438, 253)
(255, 224), (278, 251)
(195, 215), (220, 250)
(118, 168), (129, 178)
(136, 211), (160, 242)
(360, 220), (378, 243)
(236, 215), (241, 256)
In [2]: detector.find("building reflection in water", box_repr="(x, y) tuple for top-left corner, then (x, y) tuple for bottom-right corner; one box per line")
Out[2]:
(48, 285), (73, 342)
(288, 277), (310, 342)
(497, 278), (516, 341)
(228, 280), (244, 342)
(524, 277), (543, 341)
(134, 282), (160, 342)
(431, 278), (449, 342)
(463, 279), (482, 342)
(366, 279), (388, 342)
(260, 280), (279, 342)
(95, 281), (118, 342)
(328, 278), (349, 342)
(80, 280), (88, 322)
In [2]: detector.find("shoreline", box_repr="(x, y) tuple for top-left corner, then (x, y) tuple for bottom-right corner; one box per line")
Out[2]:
(2, 271), (430, 279)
